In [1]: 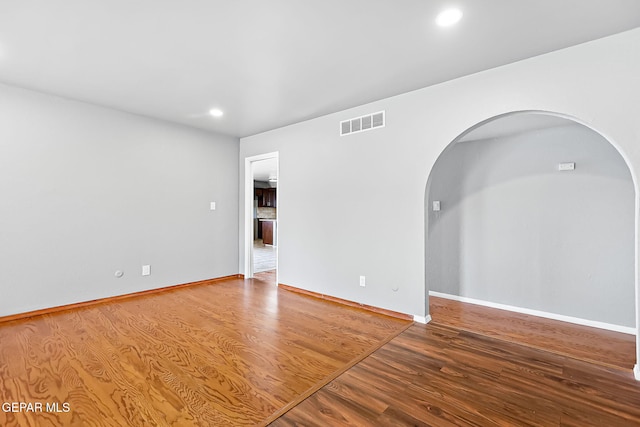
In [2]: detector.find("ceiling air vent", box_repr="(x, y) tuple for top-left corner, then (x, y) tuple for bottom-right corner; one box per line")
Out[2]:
(340, 111), (385, 136)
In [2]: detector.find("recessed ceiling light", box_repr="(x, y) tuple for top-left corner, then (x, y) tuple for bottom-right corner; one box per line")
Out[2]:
(436, 8), (463, 27)
(209, 108), (224, 118)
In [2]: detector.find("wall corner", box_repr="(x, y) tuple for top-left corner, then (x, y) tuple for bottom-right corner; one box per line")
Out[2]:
(413, 314), (432, 324)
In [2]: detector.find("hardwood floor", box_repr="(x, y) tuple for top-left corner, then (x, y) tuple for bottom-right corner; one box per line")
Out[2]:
(273, 299), (640, 426)
(3, 278), (638, 426)
(429, 295), (636, 371)
(254, 269), (276, 284)
(0, 276), (410, 426)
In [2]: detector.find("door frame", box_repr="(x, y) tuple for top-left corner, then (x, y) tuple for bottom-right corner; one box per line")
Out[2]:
(244, 152), (279, 281)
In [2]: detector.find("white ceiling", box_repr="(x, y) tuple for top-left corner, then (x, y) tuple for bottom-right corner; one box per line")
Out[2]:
(0, 1), (639, 138)
(252, 158), (278, 182)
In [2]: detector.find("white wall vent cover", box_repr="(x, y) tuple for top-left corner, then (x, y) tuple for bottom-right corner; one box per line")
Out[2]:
(340, 111), (385, 136)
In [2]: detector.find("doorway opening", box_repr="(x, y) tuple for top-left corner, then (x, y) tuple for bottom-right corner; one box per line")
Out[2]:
(244, 152), (279, 284)
(425, 111), (637, 370)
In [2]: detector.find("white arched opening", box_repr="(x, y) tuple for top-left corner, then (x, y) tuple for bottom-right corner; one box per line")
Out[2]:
(425, 110), (638, 373)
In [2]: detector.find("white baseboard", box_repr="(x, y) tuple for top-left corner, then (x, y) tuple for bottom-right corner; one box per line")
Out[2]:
(429, 291), (637, 336)
(634, 364), (640, 381)
(413, 314), (432, 324)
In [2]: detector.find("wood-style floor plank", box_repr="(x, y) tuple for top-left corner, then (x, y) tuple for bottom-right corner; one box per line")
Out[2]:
(0, 276), (410, 427)
(429, 295), (636, 370)
(273, 302), (640, 427)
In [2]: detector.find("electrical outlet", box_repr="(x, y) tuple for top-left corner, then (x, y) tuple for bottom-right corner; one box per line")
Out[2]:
(359, 276), (366, 287)
(210, 201), (216, 210)
(142, 265), (151, 276)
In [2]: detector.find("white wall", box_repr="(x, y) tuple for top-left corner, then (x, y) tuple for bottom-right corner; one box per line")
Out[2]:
(239, 27), (640, 344)
(0, 83), (239, 317)
(427, 123), (635, 327)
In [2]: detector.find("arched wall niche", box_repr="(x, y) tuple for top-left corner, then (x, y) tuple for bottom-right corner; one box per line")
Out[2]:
(424, 110), (637, 352)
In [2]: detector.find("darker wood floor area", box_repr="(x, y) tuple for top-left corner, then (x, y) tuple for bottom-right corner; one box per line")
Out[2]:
(273, 322), (640, 426)
(273, 298), (639, 426)
(429, 295), (636, 371)
(0, 276), (410, 427)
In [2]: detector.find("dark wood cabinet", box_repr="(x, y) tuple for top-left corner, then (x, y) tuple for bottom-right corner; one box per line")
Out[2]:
(264, 188), (276, 207)
(273, 189), (277, 207)
(262, 221), (274, 245)
(255, 187), (277, 207)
